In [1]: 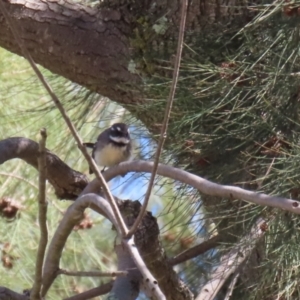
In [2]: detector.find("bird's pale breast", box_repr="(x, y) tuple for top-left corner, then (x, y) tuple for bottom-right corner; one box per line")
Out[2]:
(94, 143), (129, 167)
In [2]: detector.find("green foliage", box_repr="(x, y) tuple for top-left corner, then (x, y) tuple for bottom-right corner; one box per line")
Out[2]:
(0, 48), (120, 298)
(134, 2), (300, 299)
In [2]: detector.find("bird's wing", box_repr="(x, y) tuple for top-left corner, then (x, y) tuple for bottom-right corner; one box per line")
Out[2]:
(83, 142), (95, 148)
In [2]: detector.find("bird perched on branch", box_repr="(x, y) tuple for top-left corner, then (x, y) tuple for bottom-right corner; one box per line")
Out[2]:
(84, 123), (132, 174)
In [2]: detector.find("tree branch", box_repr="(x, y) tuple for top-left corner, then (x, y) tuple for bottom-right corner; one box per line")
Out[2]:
(0, 137), (88, 200)
(124, 237), (165, 299)
(169, 235), (224, 266)
(31, 129), (48, 300)
(62, 281), (113, 300)
(58, 270), (127, 277)
(41, 193), (121, 296)
(108, 242), (141, 300)
(0, 287), (28, 300)
(224, 272), (240, 300)
(98, 160), (300, 215)
(195, 218), (267, 300)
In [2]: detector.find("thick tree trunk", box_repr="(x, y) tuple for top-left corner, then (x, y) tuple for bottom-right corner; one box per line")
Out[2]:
(0, 0), (253, 123)
(0, 0), (141, 105)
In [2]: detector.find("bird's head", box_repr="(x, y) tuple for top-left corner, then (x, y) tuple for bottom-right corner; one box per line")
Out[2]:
(109, 123), (130, 145)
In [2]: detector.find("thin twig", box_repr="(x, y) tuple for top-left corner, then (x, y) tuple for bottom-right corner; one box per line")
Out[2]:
(31, 128), (48, 300)
(0, 172), (38, 190)
(0, 1), (128, 237)
(57, 269), (127, 277)
(257, 157), (276, 189)
(126, 0), (188, 238)
(62, 281), (113, 300)
(224, 272), (240, 300)
(169, 235), (224, 266)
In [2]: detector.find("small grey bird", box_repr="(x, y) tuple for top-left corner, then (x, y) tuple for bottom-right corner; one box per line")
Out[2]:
(84, 123), (132, 174)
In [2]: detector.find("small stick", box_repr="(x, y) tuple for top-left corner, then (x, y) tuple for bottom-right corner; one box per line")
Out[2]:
(30, 128), (48, 300)
(126, 0), (188, 238)
(57, 269), (128, 277)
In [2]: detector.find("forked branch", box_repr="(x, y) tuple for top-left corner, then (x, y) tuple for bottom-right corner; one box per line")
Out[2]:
(41, 194), (168, 299)
(41, 193), (121, 296)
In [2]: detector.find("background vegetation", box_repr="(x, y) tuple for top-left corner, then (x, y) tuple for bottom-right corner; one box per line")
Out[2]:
(2, 0), (300, 299)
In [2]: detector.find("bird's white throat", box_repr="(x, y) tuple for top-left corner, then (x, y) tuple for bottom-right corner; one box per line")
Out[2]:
(109, 135), (130, 144)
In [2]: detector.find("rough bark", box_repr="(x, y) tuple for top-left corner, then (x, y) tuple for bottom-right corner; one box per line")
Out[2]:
(120, 200), (194, 300)
(0, 137), (88, 199)
(0, 0), (254, 124)
(0, 0), (141, 106)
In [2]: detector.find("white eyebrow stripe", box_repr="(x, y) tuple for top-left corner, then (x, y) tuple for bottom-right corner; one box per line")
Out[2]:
(116, 126), (121, 132)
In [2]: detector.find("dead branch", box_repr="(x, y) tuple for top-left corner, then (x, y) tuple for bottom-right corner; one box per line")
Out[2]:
(124, 237), (166, 299)
(2, 137), (298, 216)
(195, 218), (267, 300)
(0, 137), (88, 200)
(109, 242), (141, 300)
(224, 272), (240, 300)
